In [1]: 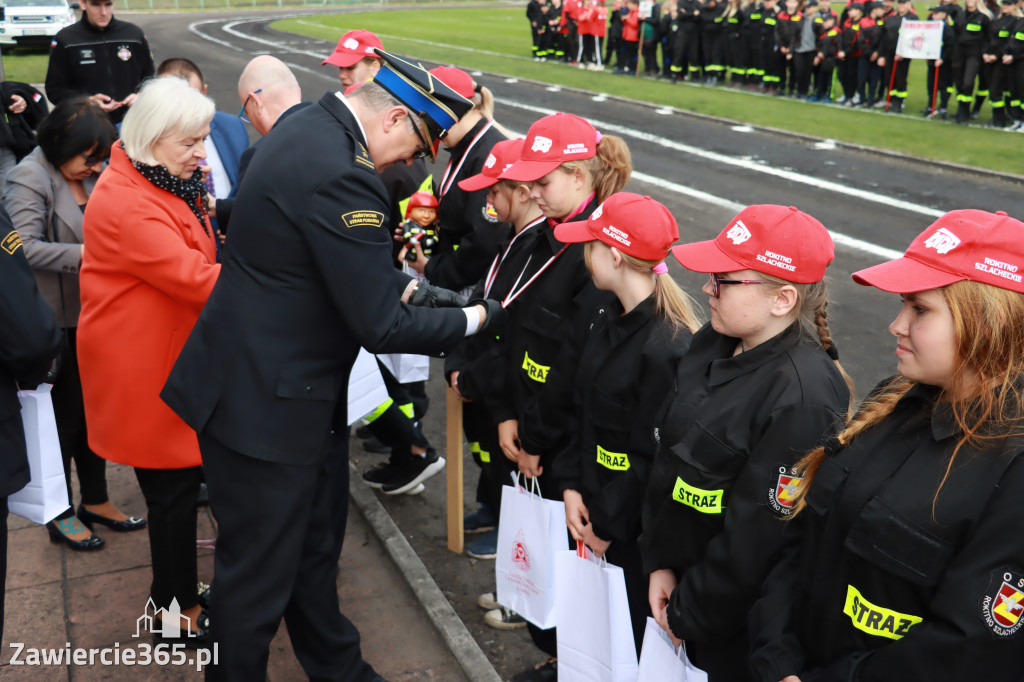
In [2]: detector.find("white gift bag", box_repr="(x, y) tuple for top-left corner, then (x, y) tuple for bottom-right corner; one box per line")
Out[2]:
(347, 349), (389, 426)
(378, 353), (430, 384)
(9, 384), (69, 524)
(495, 475), (568, 629)
(637, 617), (709, 682)
(555, 543), (639, 682)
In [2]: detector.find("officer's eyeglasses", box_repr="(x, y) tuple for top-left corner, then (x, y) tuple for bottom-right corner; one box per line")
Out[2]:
(79, 151), (109, 166)
(239, 88), (263, 124)
(406, 117), (432, 161)
(710, 273), (773, 298)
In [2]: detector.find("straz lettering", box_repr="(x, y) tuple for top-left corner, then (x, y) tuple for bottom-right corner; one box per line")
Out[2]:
(596, 445), (630, 471)
(975, 257), (1023, 284)
(924, 227), (960, 254)
(522, 352), (549, 383)
(671, 477), (724, 514)
(980, 568), (1024, 637)
(341, 211), (384, 229)
(601, 225), (632, 247)
(843, 585), (923, 640)
(2, 230), (23, 254)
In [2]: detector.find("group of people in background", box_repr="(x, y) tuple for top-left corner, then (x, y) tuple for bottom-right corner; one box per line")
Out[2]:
(527, 0), (1024, 127)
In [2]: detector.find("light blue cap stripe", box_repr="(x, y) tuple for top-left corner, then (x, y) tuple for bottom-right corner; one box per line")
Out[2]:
(374, 66), (457, 133)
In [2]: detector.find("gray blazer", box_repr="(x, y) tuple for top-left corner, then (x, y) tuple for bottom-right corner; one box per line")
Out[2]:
(4, 147), (98, 327)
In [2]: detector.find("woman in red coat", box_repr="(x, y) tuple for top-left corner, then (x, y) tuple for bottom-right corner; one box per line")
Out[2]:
(78, 76), (220, 642)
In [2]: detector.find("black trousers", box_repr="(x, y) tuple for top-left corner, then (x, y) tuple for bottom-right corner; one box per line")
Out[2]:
(793, 51), (815, 95)
(133, 465), (202, 611)
(199, 433), (379, 682)
(0, 497), (7, 645)
(51, 328), (108, 510)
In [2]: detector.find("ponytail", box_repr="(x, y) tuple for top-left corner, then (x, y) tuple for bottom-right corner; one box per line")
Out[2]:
(561, 134), (633, 203)
(620, 253), (703, 334)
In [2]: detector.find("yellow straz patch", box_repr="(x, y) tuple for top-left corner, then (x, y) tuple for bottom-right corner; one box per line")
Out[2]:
(522, 351), (549, 383)
(843, 585), (923, 640)
(341, 211), (385, 229)
(672, 477), (724, 514)
(1, 230), (22, 254)
(596, 445), (630, 471)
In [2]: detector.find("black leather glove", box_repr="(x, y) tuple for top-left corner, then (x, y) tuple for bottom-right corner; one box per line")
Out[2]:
(469, 298), (505, 338)
(408, 281), (469, 308)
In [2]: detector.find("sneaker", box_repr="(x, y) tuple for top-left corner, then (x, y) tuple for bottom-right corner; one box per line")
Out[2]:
(380, 451), (445, 495)
(464, 506), (497, 533)
(872, 100), (886, 108)
(362, 461), (397, 489)
(404, 483), (426, 495)
(822, 96), (833, 104)
(465, 528), (498, 559)
(485, 606), (527, 630)
(511, 657), (557, 682)
(477, 591), (500, 610)
(361, 436), (391, 454)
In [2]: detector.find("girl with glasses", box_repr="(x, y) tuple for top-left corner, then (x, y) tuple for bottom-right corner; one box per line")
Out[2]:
(750, 210), (1024, 682)
(641, 204), (853, 681)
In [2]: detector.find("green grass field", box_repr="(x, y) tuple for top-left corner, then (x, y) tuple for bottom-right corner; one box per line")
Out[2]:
(276, 7), (1023, 175)
(0, 51), (50, 83)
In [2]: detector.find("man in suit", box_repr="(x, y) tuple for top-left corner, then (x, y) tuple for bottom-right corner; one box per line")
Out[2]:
(161, 52), (486, 681)
(155, 58), (249, 240)
(0, 206), (61, 643)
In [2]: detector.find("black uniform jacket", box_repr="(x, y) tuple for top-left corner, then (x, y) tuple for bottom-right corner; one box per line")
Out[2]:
(0, 208), (61, 498)
(424, 118), (510, 291)
(1008, 17), (1024, 61)
(537, 295), (693, 545)
(984, 14), (1016, 58)
(640, 323), (849, 643)
(952, 8), (991, 52)
(480, 198), (613, 428)
(162, 93), (469, 465)
(750, 383), (1024, 682)
(45, 15), (154, 123)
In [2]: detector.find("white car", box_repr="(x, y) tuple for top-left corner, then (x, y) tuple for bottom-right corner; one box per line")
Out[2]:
(0, 0), (77, 47)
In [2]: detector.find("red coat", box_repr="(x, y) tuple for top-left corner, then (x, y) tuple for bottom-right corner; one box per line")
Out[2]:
(77, 142), (220, 469)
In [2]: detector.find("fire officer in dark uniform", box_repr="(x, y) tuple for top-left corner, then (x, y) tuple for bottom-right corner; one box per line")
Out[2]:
(641, 205), (852, 681)
(750, 210), (1024, 682)
(0, 206), (61, 644)
(44, 0), (154, 124)
(161, 51), (490, 682)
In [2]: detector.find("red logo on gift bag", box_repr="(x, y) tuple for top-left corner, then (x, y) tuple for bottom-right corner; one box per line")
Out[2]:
(512, 530), (531, 571)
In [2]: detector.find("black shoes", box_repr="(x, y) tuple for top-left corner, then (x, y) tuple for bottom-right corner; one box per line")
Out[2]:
(511, 658), (558, 682)
(362, 436), (392, 454)
(197, 581), (212, 610)
(77, 504), (146, 532)
(154, 609), (211, 648)
(380, 451), (446, 495)
(46, 516), (105, 551)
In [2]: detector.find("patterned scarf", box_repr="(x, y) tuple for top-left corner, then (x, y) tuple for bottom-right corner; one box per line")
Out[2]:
(129, 143), (210, 236)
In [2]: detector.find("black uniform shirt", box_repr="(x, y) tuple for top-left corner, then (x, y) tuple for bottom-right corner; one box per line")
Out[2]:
(425, 118), (510, 291)
(640, 322), (849, 642)
(750, 383), (1024, 682)
(45, 14), (154, 124)
(538, 295), (693, 545)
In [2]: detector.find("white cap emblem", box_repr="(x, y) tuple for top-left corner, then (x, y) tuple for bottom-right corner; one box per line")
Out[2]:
(924, 228), (961, 255)
(726, 220), (752, 245)
(531, 136), (553, 154)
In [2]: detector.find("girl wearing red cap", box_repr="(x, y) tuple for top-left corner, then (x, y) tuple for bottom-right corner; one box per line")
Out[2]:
(641, 204), (853, 681)
(490, 112), (632, 676)
(535, 193), (702, 652)
(749, 210), (1024, 682)
(401, 66), (509, 293)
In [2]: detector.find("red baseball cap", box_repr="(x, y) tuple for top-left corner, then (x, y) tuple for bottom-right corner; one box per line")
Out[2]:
(852, 210), (1024, 294)
(502, 113), (600, 182)
(555, 193), (679, 261)
(322, 30), (384, 68)
(457, 138), (525, 192)
(429, 66), (477, 100)
(672, 205), (834, 283)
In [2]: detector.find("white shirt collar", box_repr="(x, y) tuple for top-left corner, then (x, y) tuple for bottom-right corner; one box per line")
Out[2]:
(335, 91), (369, 146)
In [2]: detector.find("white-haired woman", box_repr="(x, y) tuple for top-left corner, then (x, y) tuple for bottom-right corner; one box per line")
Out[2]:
(77, 76), (220, 642)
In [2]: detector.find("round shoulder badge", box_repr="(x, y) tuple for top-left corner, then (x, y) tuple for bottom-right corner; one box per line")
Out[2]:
(482, 202), (500, 223)
(980, 567), (1024, 638)
(117, 46), (132, 61)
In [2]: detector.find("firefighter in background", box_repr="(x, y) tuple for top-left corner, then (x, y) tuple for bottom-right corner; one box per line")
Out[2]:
(982, 0), (1020, 127)
(776, 0), (806, 95)
(723, 0), (748, 86)
(741, 0), (764, 86)
(837, 2), (867, 104)
(877, 0), (918, 113)
(923, 3), (956, 118)
(702, 0), (729, 83)
(759, 0), (784, 93)
(811, 11), (843, 101)
(949, 0), (993, 123)
(528, 0), (547, 59)
(1005, 2), (1024, 129)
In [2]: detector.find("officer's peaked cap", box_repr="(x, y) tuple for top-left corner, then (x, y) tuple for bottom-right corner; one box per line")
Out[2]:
(371, 50), (474, 141)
